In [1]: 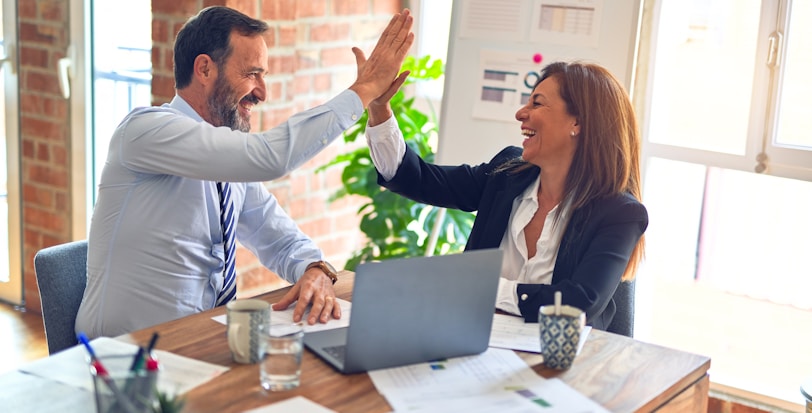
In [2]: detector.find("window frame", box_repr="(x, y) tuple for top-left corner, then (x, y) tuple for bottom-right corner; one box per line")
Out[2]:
(632, 0), (811, 407)
(637, 0), (812, 183)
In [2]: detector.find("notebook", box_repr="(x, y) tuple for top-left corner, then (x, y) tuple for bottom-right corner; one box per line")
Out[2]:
(304, 248), (503, 374)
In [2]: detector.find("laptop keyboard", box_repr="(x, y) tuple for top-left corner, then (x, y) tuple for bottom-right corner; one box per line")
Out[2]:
(323, 345), (346, 364)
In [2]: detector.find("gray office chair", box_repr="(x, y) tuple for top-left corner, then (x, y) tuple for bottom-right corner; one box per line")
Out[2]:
(606, 280), (635, 338)
(33, 240), (88, 354)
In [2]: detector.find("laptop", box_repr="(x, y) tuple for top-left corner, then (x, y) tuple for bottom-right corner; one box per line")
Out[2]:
(304, 248), (503, 374)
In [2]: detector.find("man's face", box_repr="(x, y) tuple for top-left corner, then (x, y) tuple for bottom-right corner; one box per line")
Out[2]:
(207, 33), (268, 132)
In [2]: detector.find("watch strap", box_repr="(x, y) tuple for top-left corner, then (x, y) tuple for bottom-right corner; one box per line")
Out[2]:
(306, 260), (338, 284)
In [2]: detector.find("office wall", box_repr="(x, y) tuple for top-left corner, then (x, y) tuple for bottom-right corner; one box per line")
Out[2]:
(20, 0), (402, 312)
(19, 0), (72, 314)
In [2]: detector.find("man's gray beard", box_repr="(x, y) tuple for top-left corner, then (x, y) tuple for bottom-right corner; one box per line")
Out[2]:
(208, 76), (251, 133)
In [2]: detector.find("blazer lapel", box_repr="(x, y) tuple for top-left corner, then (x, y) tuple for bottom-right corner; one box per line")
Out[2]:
(472, 168), (539, 249)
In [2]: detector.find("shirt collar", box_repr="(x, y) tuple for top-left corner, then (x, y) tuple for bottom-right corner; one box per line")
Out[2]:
(519, 174), (541, 203)
(165, 95), (205, 122)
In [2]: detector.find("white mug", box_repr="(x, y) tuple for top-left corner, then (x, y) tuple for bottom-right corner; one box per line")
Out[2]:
(226, 299), (270, 364)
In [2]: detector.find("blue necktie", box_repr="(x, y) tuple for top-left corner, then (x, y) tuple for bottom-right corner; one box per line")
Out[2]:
(216, 182), (237, 306)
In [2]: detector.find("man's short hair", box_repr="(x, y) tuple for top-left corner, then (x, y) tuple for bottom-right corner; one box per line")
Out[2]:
(173, 6), (268, 90)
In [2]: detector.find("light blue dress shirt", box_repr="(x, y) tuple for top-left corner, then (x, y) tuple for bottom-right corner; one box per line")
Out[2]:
(76, 90), (363, 338)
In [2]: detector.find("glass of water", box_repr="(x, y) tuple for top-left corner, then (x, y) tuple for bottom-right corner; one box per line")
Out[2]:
(260, 322), (304, 391)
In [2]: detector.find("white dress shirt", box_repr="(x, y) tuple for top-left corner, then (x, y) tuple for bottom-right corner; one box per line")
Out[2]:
(366, 116), (568, 316)
(76, 90), (364, 338)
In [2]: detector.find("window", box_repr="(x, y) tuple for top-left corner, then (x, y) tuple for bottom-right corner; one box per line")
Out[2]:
(414, 0), (453, 101)
(635, 0), (812, 406)
(68, 0), (152, 235)
(90, 0), (152, 203)
(427, 0), (811, 408)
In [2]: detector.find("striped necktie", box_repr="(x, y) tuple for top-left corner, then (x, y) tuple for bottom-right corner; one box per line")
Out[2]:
(216, 182), (237, 306)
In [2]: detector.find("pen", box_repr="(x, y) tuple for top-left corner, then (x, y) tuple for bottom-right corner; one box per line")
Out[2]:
(130, 332), (159, 374)
(77, 332), (141, 413)
(129, 346), (145, 372)
(146, 332), (160, 355)
(77, 332), (98, 360)
(141, 356), (160, 402)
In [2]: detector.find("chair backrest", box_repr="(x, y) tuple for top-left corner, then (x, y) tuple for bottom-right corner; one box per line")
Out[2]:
(606, 280), (635, 337)
(33, 240), (88, 354)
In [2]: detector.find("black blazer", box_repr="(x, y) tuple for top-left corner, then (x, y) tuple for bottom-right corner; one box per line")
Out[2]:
(378, 146), (648, 330)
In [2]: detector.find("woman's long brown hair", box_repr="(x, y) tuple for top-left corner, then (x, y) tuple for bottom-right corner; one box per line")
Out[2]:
(497, 61), (645, 281)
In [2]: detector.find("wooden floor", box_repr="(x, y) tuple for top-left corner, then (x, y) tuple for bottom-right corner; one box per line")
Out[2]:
(0, 302), (48, 375)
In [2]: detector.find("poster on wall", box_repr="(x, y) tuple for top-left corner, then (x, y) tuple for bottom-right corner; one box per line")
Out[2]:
(530, 0), (604, 48)
(472, 49), (574, 123)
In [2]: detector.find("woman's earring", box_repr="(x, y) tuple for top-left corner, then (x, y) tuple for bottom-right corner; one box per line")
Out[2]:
(570, 131), (576, 137)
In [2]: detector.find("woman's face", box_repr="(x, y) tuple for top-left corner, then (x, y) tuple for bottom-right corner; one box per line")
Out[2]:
(515, 76), (579, 168)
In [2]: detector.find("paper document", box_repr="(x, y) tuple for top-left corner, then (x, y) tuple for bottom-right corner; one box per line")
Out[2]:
(369, 347), (608, 412)
(19, 336), (228, 396)
(241, 396), (336, 413)
(489, 313), (591, 354)
(212, 298), (351, 333)
(398, 377), (608, 413)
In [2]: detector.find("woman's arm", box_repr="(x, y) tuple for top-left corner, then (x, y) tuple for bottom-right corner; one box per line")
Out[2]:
(378, 146), (521, 212)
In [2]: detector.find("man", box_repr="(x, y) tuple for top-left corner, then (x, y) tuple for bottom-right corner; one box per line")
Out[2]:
(76, 6), (413, 338)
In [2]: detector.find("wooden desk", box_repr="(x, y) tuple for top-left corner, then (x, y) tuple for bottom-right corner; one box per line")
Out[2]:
(121, 272), (710, 413)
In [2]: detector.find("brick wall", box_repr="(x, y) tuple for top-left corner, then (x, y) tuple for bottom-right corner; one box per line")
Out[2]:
(19, 0), (72, 313)
(20, 0), (402, 311)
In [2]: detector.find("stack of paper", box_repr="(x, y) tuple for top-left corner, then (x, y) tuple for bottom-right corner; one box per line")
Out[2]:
(368, 347), (608, 413)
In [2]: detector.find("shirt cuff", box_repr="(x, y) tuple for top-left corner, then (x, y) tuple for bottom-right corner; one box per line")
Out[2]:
(495, 277), (521, 316)
(325, 89), (365, 129)
(366, 116), (405, 181)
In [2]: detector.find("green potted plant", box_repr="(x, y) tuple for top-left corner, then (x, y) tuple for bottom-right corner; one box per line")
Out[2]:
(318, 56), (475, 270)
(152, 389), (186, 413)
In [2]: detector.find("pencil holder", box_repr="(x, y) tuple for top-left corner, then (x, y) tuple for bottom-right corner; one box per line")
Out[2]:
(90, 354), (157, 413)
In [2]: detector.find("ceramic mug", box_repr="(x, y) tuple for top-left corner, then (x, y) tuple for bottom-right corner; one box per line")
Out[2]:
(226, 299), (270, 364)
(538, 304), (586, 370)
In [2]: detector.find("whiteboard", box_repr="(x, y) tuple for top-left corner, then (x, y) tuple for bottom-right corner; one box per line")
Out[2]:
(436, 0), (642, 165)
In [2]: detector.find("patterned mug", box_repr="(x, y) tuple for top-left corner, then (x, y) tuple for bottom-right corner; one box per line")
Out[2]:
(538, 304), (586, 370)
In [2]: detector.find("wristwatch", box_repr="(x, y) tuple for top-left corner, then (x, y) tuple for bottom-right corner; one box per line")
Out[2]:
(306, 260), (339, 284)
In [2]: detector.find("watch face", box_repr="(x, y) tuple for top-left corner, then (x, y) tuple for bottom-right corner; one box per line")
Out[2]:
(323, 261), (337, 273)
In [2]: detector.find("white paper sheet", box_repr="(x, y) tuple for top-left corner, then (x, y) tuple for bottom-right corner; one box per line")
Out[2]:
(398, 377), (608, 413)
(212, 298), (351, 333)
(369, 347), (608, 412)
(18, 336), (228, 396)
(530, 0), (604, 48)
(241, 396), (336, 413)
(489, 313), (591, 354)
(459, 0), (525, 41)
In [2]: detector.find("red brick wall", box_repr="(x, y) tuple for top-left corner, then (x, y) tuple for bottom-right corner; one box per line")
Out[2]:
(19, 0), (72, 313)
(21, 0), (402, 311)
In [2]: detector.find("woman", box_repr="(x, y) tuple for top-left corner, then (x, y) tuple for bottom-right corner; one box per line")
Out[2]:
(365, 61), (647, 330)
